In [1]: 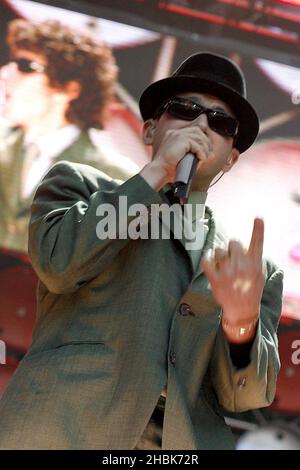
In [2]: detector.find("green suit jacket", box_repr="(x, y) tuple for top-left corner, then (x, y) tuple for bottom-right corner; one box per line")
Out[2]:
(0, 161), (283, 450)
(0, 126), (137, 252)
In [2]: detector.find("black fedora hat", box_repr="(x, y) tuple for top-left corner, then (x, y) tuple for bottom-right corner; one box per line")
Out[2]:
(139, 52), (259, 153)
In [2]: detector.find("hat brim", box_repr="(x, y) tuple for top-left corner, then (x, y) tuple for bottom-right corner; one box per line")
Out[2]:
(139, 76), (259, 153)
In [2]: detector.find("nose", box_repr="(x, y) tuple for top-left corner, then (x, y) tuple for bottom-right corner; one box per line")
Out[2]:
(195, 111), (209, 134)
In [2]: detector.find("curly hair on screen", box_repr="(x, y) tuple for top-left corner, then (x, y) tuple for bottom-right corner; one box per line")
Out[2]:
(6, 19), (118, 129)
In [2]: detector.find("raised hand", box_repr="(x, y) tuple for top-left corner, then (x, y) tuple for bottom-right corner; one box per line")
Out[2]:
(201, 218), (265, 343)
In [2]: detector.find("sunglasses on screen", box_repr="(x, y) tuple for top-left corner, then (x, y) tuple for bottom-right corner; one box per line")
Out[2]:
(12, 58), (46, 74)
(155, 96), (239, 138)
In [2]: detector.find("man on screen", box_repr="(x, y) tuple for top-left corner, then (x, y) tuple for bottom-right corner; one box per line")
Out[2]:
(0, 19), (137, 252)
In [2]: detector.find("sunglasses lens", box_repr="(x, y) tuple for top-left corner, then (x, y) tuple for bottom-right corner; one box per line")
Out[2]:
(209, 112), (238, 137)
(163, 97), (239, 138)
(14, 58), (45, 74)
(167, 100), (201, 121)
(15, 59), (32, 73)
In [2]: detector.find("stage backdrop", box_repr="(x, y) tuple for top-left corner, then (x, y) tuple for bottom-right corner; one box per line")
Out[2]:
(0, 0), (299, 423)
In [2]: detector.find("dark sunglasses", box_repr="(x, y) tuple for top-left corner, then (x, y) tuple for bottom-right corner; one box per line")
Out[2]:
(13, 58), (46, 74)
(155, 96), (239, 138)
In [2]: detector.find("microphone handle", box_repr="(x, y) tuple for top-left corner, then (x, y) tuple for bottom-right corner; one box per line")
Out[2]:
(172, 153), (198, 204)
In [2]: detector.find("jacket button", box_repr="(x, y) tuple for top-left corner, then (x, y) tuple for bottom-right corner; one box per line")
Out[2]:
(169, 351), (176, 365)
(179, 303), (192, 316)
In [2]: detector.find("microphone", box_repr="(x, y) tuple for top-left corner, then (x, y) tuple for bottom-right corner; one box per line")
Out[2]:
(172, 152), (198, 204)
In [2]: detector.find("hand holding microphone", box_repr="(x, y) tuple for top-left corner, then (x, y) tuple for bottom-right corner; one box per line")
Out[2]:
(172, 125), (212, 204)
(172, 152), (198, 204)
(140, 125), (211, 194)
(171, 127), (211, 205)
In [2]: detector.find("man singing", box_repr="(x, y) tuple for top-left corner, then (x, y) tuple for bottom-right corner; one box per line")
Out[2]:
(0, 52), (283, 450)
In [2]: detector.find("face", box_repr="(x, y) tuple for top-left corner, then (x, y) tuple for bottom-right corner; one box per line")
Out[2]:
(0, 49), (68, 128)
(144, 92), (240, 187)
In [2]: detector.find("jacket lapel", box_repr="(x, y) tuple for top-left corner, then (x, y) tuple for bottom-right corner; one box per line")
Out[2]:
(158, 189), (227, 279)
(0, 127), (25, 216)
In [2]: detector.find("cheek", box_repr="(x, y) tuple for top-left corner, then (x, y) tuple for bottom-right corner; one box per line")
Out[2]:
(11, 83), (52, 118)
(211, 133), (232, 156)
(150, 121), (167, 151)
(20, 75), (51, 97)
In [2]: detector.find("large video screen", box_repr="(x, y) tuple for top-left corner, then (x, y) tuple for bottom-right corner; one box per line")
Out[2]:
(0, 0), (299, 424)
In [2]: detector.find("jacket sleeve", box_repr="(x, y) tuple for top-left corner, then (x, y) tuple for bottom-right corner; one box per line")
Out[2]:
(209, 261), (283, 412)
(28, 160), (162, 294)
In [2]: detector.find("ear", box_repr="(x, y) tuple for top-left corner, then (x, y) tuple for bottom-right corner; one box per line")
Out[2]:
(222, 148), (240, 173)
(142, 119), (156, 145)
(62, 80), (82, 100)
